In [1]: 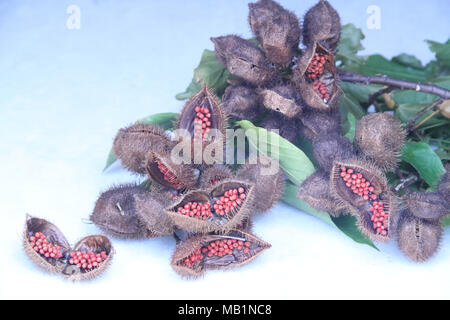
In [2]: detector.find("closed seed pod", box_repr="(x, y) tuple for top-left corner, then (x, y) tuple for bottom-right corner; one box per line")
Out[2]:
(303, 0), (341, 51)
(300, 108), (342, 142)
(312, 133), (354, 172)
(260, 113), (303, 143)
(113, 123), (173, 174)
(354, 113), (406, 172)
(396, 210), (442, 262)
(258, 85), (303, 118)
(403, 191), (449, 220)
(62, 235), (114, 281)
(222, 85), (261, 121)
(23, 215), (71, 274)
(90, 184), (149, 239)
(248, 0), (301, 65)
(211, 35), (277, 86)
(171, 230), (271, 279)
(437, 170), (450, 204)
(198, 165), (233, 189)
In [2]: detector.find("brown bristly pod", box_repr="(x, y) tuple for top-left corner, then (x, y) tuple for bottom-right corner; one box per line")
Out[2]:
(437, 169), (449, 204)
(354, 113), (406, 172)
(297, 170), (346, 217)
(396, 210), (442, 262)
(90, 184), (149, 239)
(403, 191), (449, 220)
(312, 133), (354, 172)
(62, 235), (114, 281)
(113, 123), (173, 174)
(257, 85), (303, 118)
(211, 35), (277, 86)
(23, 215), (71, 274)
(198, 165), (233, 189)
(222, 85), (261, 121)
(248, 0), (301, 65)
(302, 0), (341, 51)
(170, 230), (271, 279)
(330, 158), (398, 241)
(260, 112), (303, 143)
(299, 108), (342, 142)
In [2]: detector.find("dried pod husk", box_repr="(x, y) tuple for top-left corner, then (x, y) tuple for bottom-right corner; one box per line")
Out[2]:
(198, 165), (233, 189)
(236, 154), (284, 213)
(222, 85), (261, 121)
(62, 235), (114, 281)
(312, 133), (354, 172)
(437, 170), (450, 203)
(90, 184), (149, 239)
(303, 0), (341, 51)
(113, 123), (173, 174)
(299, 108), (341, 142)
(354, 113), (406, 171)
(144, 148), (197, 191)
(293, 42), (340, 111)
(165, 179), (255, 233)
(396, 210), (442, 262)
(330, 159), (398, 241)
(258, 85), (303, 118)
(403, 191), (449, 220)
(171, 230), (271, 279)
(260, 113), (302, 143)
(211, 35), (277, 86)
(297, 170), (346, 217)
(248, 0), (301, 65)
(23, 215), (71, 274)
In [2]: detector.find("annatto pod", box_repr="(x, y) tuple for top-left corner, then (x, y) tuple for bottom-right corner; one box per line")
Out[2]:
(260, 112), (303, 143)
(198, 165), (233, 189)
(171, 230), (271, 279)
(330, 158), (399, 241)
(222, 85), (261, 121)
(354, 113), (406, 171)
(396, 210), (442, 262)
(248, 0), (301, 65)
(312, 133), (354, 172)
(403, 191), (449, 220)
(297, 170), (346, 217)
(257, 85), (303, 118)
(302, 0), (341, 51)
(437, 169), (449, 205)
(165, 178), (255, 233)
(293, 42), (340, 111)
(211, 35), (276, 86)
(113, 123), (173, 174)
(299, 108), (342, 142)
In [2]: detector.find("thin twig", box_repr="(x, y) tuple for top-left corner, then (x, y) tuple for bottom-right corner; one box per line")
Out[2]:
(406, 98), (444, 132)
(413, 109), (441, 131)
(368, 86), (395, 106)
(394, 175), (418, 193)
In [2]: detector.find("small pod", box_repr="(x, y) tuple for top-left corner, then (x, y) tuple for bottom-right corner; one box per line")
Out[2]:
(258, 85), (303, 118)
(299, 108), (342, 142)
(171, 230), (271, 279)
(312, 133), (355, 172)
(403, 191), (449, 220)
(222, 85), (261, 121)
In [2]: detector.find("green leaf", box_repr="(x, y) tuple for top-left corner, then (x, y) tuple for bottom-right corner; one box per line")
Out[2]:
(392, 54), (424, 70)
(331, 215), (379, 250)
(427, 40), (450, 68)
(176, 49), (231, 100)
(339, 92), (366, 120)
(236, 120), (315, 186)
(340, 81), (382, 104)
(400, 142), (446, 188)
(360, 55), (428, 82)
(442, 215), (450, 227)
(103, 149), (117, 172)
(336, 24), (366, 72)
(344, 112), (356, 142)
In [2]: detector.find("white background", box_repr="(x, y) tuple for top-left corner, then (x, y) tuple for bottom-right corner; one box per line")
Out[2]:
(1, 0), (449, 299)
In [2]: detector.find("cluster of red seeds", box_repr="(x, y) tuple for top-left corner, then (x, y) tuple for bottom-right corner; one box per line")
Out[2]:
(202, 238), (252, 257)
(193, 106), (212, 141)
(312, 80), (330, 102)
(181, 248), (203, 268)
(213, 187), (246, 216)
(29, 232), (63, 259)
(177, 201), (212, 220)
(69, 250), (108, 270)
(307, 53), (325, 79)
(157, 160), (183, 189)
(339, 166), (388, 235)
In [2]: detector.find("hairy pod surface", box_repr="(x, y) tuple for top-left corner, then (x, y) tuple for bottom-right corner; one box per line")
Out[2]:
(248, 0), (301, 65)
(258, 85), (303, 118)
(437, 170), (450, 204)
(313, 133), (354, 172)
(198, 165), (233, 189)
(211, 35), (276, 86)
(260, 113), (303, 143)
(222, 85), (261, 121)
(300, 108), (342, 142)
(354, 113), (406, 171)
(171, 230), (270, 279)
(404, 191), (449, 220)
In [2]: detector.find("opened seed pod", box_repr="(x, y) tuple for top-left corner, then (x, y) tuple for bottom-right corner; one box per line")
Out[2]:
(396, 210), (442, 262)
(354, 113), (406, 171)
(211, 35), (277, 86)
(299, 108), (342, 142)
(248, 0), (301, 65)
(403, 191), (449, 220)
(198, 165), (233, 189)
(62, 235), (114, 281)
(113, 123), (173, 174)
(258, 85), (303, 118)
(313, 133), (354, 172)
(23, 215), (71, 274)
(222, 85), (261, 121)
(260, 113), (303, 143)
(171, 230), (271, 279)
(303, 0), (341, 51)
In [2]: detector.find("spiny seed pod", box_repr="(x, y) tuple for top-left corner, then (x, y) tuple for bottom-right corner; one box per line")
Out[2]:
(297, 170), (346, 217)
(260, 113), (303, 143)
(198, 165), (233, 189)
(211, 35), (276, 86)
(145, 148), (197, 191)
(396, 210), (442, 262)
(222, 85), (261, 121)
(171, 230), (271, 279)
(236, 154), (284, 213)
(113, 123), (173, 174)
(62, 235), (114, 281)
(330, 159), (398, 241)
(258, 85), (303, 118)
(312, 133), (354, 172)
(293, 42), (340, 111)
(303, 0), (341, 51)
(300, 108), (341, 142)
(354, 113), (406, 171)
(437, 170), (450, 203)
(90, 184), (149, 239)
(248, 0), (301, 65)
(23, 215), (71, 274)
(165, 179), (255, 233)
(404, 191), (449, 220)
